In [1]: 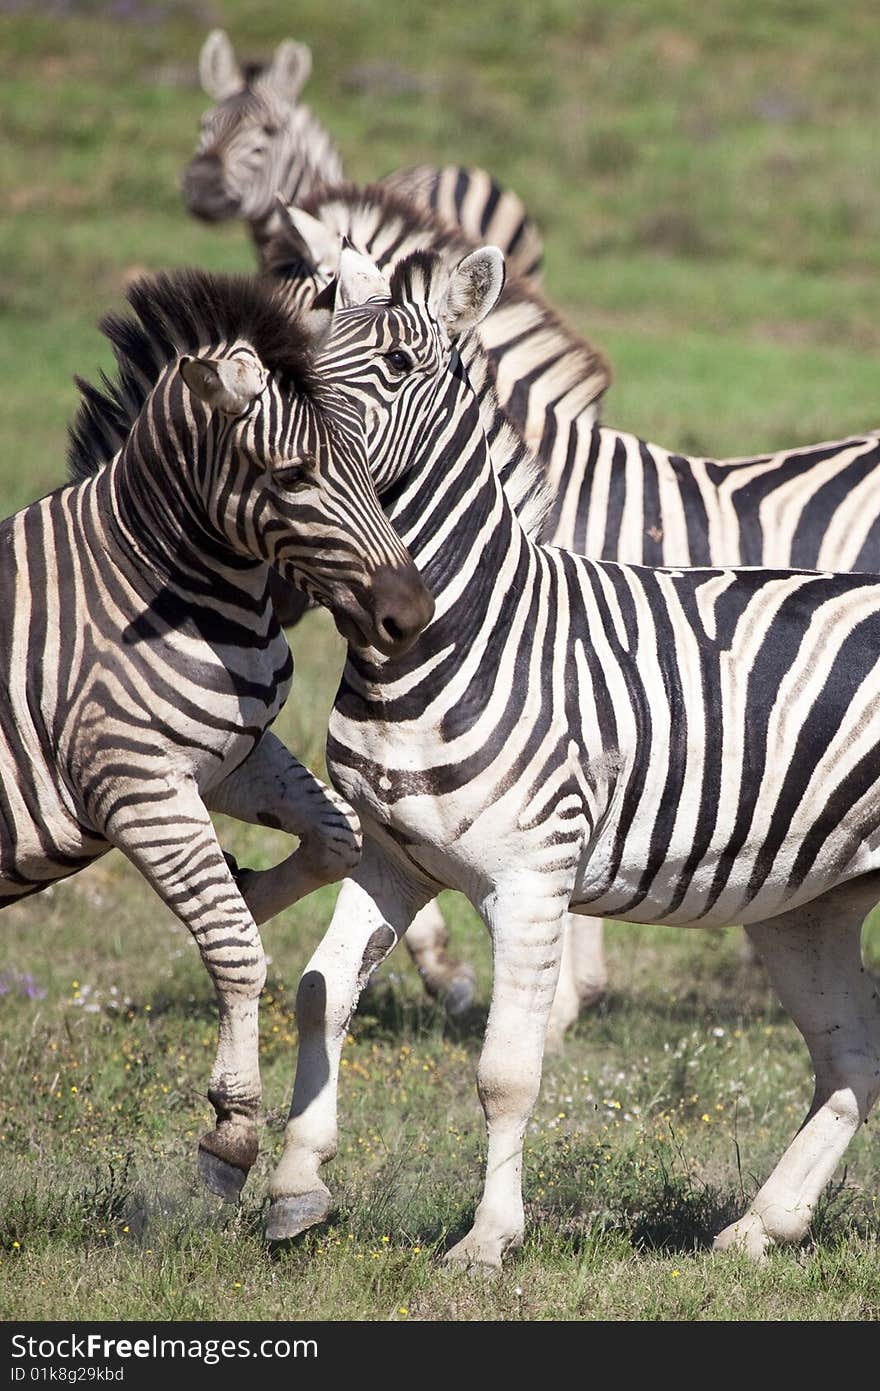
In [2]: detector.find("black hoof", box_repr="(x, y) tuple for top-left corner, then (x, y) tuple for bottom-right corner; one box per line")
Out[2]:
(265, 1192), (330, 1242)
(198, 1148), (248, 1202)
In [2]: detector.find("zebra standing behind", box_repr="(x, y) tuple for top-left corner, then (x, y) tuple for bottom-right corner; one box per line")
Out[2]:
(5, 266), (433, 1201)
(181, 28), (546, 284)
(272, 184), (880, 1042)
(261, 249), (880, 1268)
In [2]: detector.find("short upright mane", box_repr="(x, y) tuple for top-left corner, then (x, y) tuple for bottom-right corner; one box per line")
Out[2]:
(387, 248), (553, 542)
(68, 269), (316, 482)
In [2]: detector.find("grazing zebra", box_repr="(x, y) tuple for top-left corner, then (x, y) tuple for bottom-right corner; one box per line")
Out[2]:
(262, 249), (880, 1267)
(272, 189), (880, 1041)
(7, 265), (433, 1199)
(182, 28), (545, 283)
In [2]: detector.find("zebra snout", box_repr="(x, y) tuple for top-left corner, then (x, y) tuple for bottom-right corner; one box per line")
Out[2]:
(182, 156), (239, 221)
(369, 563), (435, 657)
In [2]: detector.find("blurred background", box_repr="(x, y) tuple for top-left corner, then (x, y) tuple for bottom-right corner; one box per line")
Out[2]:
(1, 0), (879, 1320)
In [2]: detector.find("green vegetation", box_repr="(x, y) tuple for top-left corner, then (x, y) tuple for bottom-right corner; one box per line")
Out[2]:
(1, 0), (879, 1322)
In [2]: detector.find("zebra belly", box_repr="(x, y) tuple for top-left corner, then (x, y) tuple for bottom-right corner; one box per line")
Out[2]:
(0, 757), (107, 901)
(568, 811), (880, 930)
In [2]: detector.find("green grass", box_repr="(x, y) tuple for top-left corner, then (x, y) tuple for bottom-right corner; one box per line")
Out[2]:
(2, 0), (880, 1323)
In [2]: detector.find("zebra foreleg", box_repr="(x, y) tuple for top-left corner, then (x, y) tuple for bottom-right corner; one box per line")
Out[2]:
(404, 900), (476, 1017)
(265, 842), (432, 1241)
(105, 785), (267, 1201)
(545, 911), (608, 1049)
(206, 730), (362, 924)
(714, 893), (880, 1260)
(444, 878), (568, 1272)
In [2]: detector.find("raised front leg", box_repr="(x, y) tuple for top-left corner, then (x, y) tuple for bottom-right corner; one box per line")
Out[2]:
(105, 780), (268, 1200)
(714, 898), (880, 1260)
(265, 840), (432, 1241)
(545, 912), (607, 1049)
(405, 899), (477, 1017)
(206, 730), (362, 924)
(445, 876), (569, 1271)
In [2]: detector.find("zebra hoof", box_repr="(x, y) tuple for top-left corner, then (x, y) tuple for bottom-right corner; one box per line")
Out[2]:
(198, 1147), (249, 1202)
(265, 1192), (331, 1243)
(444, 973), (476, 1018)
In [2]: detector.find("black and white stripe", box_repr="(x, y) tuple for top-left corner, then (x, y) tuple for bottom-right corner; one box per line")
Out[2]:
(181, 28), (546, 283)
(266, 248), (880, 1270)
(268, 182), (610, 462)
(268, 185), (880, 1030)
(12, 266), (431, 1197)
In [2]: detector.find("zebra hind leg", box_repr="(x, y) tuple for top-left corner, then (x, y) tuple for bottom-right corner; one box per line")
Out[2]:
(404, 900), (476, 1018)
(105, 785), (268, 1202)
(714, 889), (880, 1260)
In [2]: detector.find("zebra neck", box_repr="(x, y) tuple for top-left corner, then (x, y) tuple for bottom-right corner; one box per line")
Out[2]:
(100, 421), (264, 605)
(250, 106), (344, 259)
(340, 429), (534, 718)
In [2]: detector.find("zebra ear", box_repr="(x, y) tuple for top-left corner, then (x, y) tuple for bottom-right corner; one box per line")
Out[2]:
(180, 354), (266, 415)
(276, 201), (341, 275)
(199, 30), (243, 101)
(300, 280), (337, 347)
(266, 39), (312, 100)
(435, 247), (506, 337)
(337, 245), (391, 308)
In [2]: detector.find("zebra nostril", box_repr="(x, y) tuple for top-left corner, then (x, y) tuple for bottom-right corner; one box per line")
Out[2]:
(380, 615), (406, 645)
(370, 564), (435, 655)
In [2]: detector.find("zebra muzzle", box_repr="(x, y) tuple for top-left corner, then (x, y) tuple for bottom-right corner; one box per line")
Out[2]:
(332, 563), (435, 658)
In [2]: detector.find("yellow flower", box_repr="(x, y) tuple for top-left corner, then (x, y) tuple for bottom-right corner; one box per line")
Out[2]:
(398, 1307), (408, 1317)
(671, 1269), (680, 1278)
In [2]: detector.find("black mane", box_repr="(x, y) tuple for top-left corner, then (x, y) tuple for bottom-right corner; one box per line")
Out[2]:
(67, 268), (315, 482)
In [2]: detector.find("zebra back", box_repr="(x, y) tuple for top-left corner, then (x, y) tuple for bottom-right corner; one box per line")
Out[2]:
(377, 163), (544, 285)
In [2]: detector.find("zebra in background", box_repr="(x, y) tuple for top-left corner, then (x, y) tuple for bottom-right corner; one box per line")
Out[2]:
(182, 28), (545, 284)
(10, 265), (433, 1201)
(272, 189), (880, 1043)
(262, 249), (880, 1267)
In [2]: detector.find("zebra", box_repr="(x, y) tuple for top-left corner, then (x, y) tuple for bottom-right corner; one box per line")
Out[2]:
(259, 248), (880, 1268)
(268, 183), (611, 453)
(272, 185), (880, 1043)
(6, 264), (434, 1201)
(181, 28), (545, 284)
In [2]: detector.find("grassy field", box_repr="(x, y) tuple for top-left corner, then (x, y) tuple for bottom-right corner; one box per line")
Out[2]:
(1, 0), (880, 1323)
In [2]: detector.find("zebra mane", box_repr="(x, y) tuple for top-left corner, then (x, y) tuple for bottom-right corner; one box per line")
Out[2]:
(67, 269), (315, 482)
(456, 336), (553, 543)
(376, 244), (550, 540)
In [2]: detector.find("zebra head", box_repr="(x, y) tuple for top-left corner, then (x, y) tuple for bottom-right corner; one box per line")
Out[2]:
(313, 244), (507, 495)
(182, 30), (340, 228)
(178, 329), (434, 658)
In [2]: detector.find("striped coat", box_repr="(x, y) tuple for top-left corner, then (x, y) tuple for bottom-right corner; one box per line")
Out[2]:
(264, 249), (880, 1269)
(9, 266), (432, 1199)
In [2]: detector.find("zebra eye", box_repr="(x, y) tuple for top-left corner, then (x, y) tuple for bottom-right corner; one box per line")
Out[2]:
(385, 349), (414, 373)
(262, 122), (279, 137)
(273, 463), (306, 490)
